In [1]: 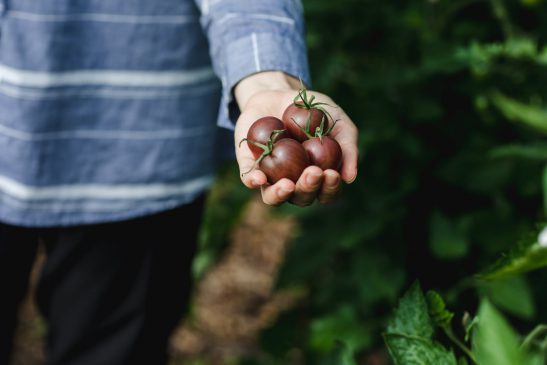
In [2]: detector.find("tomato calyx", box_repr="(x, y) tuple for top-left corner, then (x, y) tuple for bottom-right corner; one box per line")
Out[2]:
(291, 113), (340, 143)
(314, 116), (340, 142)
(288, 80), (340, 140)
(293, 80), (335, 128)
(239, 129), (286, 176)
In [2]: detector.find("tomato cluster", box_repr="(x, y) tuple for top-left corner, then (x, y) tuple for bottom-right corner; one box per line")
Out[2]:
(240, 86), (342, 184)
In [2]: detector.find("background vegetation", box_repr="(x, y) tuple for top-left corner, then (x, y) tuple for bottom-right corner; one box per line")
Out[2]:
(197, 0), (547, 363)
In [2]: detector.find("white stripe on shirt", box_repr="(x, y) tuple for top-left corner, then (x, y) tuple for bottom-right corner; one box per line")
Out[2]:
(0, 123), (214, 141)
(217, 13), (295, 26)
(0, 175), (214, 201)
(0, 193), (198, 212)
(251, 33), (261, 72)
(0, 64), (216, 88)
(5, 10), (197, 24)
(0, 81), (220, 100)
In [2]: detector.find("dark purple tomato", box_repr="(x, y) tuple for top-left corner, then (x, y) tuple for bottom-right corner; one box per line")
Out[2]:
(260, 138), (310, 184)
(302, 136), (342, 171)
(246, 117), (288, 159)
(282, 103), (327, 142)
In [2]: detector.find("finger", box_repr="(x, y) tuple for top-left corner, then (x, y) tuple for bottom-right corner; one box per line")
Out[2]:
(332, 118), (359, 184)
(290, 166), (323, 207)
(236, 148), (268, 189)
(260, 179), (295, 206)
(318, 170), (342, 204)
(240, 169), (268, 189)
(235, 134), (268, 188)
(339, 139), (359, 184)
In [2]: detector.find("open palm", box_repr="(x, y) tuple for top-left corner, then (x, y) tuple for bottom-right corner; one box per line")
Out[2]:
(235, 89), (359, 206)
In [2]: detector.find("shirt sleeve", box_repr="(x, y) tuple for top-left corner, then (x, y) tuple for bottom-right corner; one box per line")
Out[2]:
(193, 0), (311, 129)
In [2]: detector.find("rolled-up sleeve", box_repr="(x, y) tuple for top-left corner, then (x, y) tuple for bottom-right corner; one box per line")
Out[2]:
(193, 0), (311, 129)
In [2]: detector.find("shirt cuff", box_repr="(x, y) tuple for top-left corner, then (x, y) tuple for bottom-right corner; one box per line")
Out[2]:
(215, 32), (311, 130)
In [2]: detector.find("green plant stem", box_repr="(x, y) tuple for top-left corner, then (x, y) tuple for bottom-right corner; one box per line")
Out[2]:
(489, 0), (514, 38)
(443, 327), (478, 364)
(521, 324), (547, 350)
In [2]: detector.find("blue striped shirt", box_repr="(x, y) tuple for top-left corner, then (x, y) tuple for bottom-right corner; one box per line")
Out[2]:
(0, 0), (310, 226)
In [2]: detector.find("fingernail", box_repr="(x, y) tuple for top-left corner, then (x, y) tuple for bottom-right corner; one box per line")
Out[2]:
(347, 168), (357, 184)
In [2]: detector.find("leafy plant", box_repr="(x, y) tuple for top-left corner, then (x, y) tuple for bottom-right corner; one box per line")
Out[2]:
(385, 227), (547, 365)
(384, 282), (457, 365)
(385, 282), (539, 365)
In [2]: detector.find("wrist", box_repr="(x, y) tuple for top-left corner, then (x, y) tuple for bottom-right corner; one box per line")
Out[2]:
(234, 71), (301, 111)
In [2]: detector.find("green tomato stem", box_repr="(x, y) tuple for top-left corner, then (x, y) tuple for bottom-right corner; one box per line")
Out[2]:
(521, 324), (547, 350)
(442, 326), (478, 364)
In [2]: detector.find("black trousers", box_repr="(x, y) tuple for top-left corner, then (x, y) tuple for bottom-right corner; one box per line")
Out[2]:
(0, 197), (204, 365)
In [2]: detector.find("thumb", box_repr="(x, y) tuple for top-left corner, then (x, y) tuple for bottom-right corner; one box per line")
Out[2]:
(236, 143), (268, 189)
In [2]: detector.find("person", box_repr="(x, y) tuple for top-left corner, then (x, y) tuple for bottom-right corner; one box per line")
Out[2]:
(0, 0), (358, 364)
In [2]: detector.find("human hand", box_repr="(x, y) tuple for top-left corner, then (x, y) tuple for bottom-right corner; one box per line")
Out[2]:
(234, 72), (359, 206)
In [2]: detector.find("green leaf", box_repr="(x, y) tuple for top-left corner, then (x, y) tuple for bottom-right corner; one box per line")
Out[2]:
(385, 282), (457, 365)
(500, 38), (538, 59)
(479, 276), (535, 320)
(491, 92), (547, 135)
(543, 165), (547, 217)
(384, 334), (458, 365)
(429, 212), (470, 259)
(489, 144), (547, 161)
(309, 306), (371, 353)
(387, 282), (434, 338)
(520, 0), (541, 7)
(332, 341), (358, 365)
(526, 353), (546, 365)
(472, 299), (529, 365)
(540, 45), (547, 64)
(426, 291), (454, 329)
(463, 313), (479, 342)
(458, 357), (470, 365)
(458, 38), (545, 76)
(475, 227), (547, 280)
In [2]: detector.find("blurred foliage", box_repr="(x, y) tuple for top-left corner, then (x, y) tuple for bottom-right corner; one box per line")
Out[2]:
(273, 0), (547, 362)
(193, 165), (249, 279)
(200, 0), (547, 363)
